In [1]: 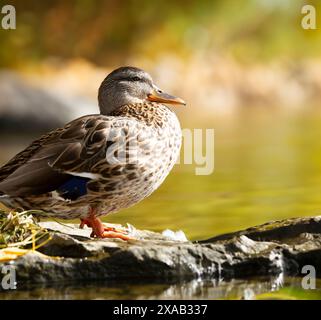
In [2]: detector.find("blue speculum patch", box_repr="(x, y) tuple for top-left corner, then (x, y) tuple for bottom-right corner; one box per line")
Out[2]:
(56, 176), (90, 200)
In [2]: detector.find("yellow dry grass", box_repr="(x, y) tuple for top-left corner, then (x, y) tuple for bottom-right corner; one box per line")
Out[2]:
(0, 210), (51, 261)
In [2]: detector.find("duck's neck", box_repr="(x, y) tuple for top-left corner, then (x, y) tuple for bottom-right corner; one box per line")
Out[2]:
(110, 102), (172, 128)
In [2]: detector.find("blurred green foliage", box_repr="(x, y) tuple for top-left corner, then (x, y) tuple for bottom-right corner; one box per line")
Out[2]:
(1, 0), (321, 68)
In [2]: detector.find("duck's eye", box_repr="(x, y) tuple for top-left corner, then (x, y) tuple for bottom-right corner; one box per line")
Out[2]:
(131, 76), (141, 82)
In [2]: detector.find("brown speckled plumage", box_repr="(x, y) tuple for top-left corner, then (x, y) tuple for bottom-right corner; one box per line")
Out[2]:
(0, 67), (184, 225)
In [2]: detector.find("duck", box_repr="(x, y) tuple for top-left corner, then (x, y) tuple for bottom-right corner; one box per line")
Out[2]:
(0, 66), (185, 240)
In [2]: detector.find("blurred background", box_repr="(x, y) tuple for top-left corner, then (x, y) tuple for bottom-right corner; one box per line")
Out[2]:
(1, 0), (321, 240)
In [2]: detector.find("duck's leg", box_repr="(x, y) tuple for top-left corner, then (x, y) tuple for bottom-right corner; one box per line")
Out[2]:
(80, 207), (132, 240)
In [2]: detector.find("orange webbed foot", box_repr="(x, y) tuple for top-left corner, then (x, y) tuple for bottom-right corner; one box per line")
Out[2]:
(98, 229), (133, 241)
(80, 212), (134, 241)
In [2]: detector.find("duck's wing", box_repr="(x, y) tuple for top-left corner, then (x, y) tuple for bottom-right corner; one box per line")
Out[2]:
(0, 127), (64, 183)
(0, 114), (128, 197)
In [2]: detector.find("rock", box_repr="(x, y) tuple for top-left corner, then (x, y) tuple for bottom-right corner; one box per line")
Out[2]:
(0, 71), (70, 133)
(1, 216), (321, 286)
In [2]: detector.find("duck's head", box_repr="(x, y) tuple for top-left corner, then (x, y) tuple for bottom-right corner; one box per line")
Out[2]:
(98, 66), (186, 115)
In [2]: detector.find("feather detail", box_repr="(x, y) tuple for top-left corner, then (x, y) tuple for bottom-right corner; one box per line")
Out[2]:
(0, 103), (182, 220)
(56, 176), (90, 201)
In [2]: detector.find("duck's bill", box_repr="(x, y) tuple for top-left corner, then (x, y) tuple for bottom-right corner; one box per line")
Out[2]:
(147, 88), (186, 106)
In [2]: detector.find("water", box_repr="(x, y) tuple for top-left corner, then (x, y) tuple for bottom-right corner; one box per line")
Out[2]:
(1, 277), (321, 300)
(1, 108), (321, 299)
